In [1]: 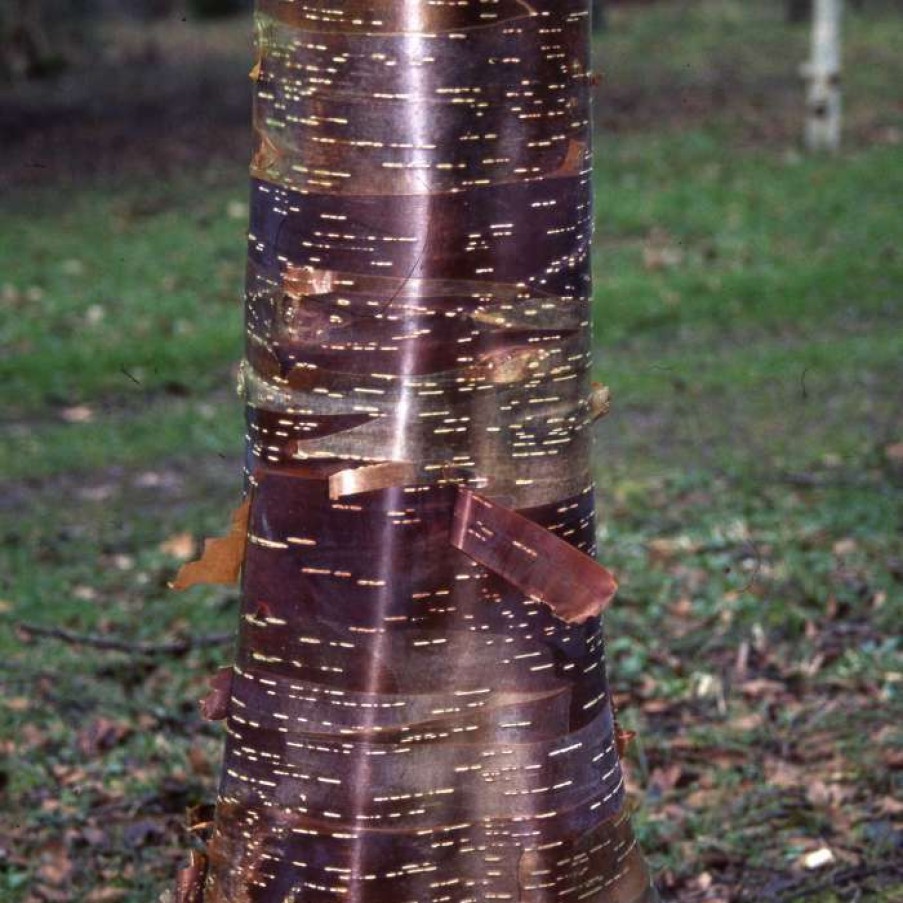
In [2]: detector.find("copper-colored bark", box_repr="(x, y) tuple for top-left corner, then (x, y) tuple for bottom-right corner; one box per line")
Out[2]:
(172, 0), (658, 899)
(174, 851), (208, 903)
(451, 488), (618, 624)
(171, 501), (250, 590)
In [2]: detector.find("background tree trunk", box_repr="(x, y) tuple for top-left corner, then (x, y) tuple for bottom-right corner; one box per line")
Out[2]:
(804, 0), (844, 151)
(174, 1), (657, 900)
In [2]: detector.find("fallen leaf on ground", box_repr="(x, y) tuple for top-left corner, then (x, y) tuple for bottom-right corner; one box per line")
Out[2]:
(86, 888), (128, 903)
(77, 718), (131, 757)
(60, 405), (94, 423)
(187, 745), (212, 777)
(884, 442), (903, 464)
(832, 538), (857, 556)
(36, 843), (73, 886)
(801, 847), (835, 869)
(648, 764), (683, 795)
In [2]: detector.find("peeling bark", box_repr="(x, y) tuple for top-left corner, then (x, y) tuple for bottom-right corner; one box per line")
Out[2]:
(171, 0), (657, 899)
(170, 501), (250, 590)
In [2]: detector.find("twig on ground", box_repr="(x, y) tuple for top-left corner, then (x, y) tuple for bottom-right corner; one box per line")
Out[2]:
(15, 622), (233, 656)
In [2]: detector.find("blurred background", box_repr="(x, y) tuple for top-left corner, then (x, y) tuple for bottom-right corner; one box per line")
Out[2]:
(1, 1), (901, 900)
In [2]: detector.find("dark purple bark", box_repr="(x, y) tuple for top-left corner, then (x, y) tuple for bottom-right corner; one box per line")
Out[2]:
(173, 1), (657, 900)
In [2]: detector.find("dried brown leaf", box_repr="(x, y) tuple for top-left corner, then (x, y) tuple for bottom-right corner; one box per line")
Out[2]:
(884, 442), (903, 464)
(187, 744), (213, 777)
(801, 847), (835, 870)
(36, 843), (73, 887)
(648, 764), (683, 795)
(86, 888), (128, 903)
(77, 718), (131, 757)
(740, 678), (786, 699)
(60, 405), (94, 423)
(36, 886), (72, 903)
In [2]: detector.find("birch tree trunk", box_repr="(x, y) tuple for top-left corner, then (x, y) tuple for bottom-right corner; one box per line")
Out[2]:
(804, 0), (843, 152)
(171, 1), (657, 900)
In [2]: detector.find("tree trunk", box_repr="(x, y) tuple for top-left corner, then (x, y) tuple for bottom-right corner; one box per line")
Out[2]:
(171, 1), (657, 900)
(804, 0), (843, 151)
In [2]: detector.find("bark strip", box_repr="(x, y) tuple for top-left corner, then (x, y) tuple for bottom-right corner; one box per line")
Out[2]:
(451, 487), (618, 624)
(171, 501), (250, 590)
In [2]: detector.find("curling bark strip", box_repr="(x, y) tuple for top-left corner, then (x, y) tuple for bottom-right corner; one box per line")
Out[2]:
(450, 488), (618, 624)
(170, 500), (250, 591)
(173, 0), (658, 899)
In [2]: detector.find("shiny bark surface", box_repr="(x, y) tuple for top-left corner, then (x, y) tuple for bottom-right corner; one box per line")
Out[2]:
(180, 0), (658, 899)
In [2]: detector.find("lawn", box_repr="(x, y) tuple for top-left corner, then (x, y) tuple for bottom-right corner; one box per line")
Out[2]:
(1, 1), (902, 901)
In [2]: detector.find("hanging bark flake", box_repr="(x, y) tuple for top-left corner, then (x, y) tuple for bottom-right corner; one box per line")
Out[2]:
(170, 0), (658, 900)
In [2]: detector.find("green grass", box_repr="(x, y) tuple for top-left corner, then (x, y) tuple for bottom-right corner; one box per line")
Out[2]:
(2, 1), (902, 900)
(598, 0), (903, 134)
(3, 132), (901, 480)
(596, 139), (902, 343)
(0, 182), (246, 413)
